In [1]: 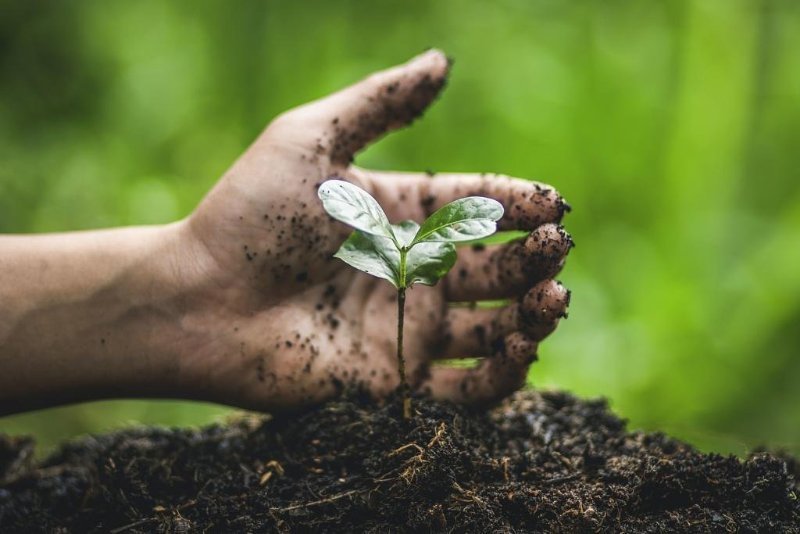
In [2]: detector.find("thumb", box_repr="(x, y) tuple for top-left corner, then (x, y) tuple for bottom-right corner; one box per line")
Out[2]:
(270, 49), (451, 164)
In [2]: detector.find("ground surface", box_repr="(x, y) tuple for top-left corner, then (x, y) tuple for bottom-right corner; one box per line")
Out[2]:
(1, 390), (798, 533)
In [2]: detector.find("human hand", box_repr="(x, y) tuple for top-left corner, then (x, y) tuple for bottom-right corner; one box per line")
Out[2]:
(177, 50), (572, 412)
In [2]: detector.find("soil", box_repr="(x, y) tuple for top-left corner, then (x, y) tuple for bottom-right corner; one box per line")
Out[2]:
(1, 390), (798, 533)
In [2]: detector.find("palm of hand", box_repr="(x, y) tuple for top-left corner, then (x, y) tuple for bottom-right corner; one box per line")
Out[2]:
(183, 51), (572, 412)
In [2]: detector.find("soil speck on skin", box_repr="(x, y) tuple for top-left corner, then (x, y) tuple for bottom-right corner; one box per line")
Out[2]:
(326, 313), (340, 329)
(1, 391), (797, 532)
(420, 194), (437, 213)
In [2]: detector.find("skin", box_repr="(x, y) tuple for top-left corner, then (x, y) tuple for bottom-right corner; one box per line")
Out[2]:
(0, 50), (572, 416)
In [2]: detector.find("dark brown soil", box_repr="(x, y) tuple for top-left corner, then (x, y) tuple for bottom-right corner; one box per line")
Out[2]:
(1, 390), (798, 533)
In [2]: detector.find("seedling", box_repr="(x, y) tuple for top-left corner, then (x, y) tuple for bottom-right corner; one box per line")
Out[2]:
(318, 179), (503, 419)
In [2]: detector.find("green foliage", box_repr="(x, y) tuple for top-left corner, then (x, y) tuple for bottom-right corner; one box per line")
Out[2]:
(1, 0), (799, 454)
(332, 224), (459, 289)
(319, 179), (500, 289)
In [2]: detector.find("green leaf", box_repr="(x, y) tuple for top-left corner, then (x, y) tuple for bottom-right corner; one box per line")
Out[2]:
(318, 180), (397, 243)
(391, 220), (420, 248)
(411, 197), (504, 245)
(406, 241), (456, 286)
(333, 230), (400, 288)
(394, 220), (455, 286)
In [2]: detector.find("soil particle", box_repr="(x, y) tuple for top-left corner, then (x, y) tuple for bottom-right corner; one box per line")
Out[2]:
(325, 313), (340, 329)
(420, 194), (437, 215)
(0, 391), (798, 533)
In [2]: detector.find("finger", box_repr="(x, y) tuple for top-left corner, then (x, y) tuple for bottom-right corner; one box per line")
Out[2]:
(359, 170), (570, 230)
(437, 279), (571, 359)
(270, 49), (450, 164)
(426, 173), (570, 229)
(445, 223), (573, 301)
(512, 279), (572, 339)
(419, 332), (538, 405)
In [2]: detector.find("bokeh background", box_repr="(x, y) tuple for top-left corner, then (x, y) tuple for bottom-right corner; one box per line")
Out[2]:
(1, 0), (799, 456)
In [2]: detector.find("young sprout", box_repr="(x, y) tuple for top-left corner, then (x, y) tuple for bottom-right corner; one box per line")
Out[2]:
(318, 179), (503, 419)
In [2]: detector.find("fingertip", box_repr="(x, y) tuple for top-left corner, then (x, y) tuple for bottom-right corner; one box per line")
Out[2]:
(522, 279), (570, 319)
(519, 279), (571, 339)
(411, 48), (450, 75)
(498, 181), (569, 230)
(523, 223), (573, 278)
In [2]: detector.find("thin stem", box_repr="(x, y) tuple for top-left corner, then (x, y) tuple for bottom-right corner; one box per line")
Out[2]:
(397, 286), (410, 419)
(399, 246), (407, 288)
(397, 247), (410, 419)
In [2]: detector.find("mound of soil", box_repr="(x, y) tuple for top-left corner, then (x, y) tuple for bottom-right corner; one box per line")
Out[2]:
(1, 390), (798, 532)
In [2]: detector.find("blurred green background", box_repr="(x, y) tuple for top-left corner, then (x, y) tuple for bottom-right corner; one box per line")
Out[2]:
(1, 0), (799, 457)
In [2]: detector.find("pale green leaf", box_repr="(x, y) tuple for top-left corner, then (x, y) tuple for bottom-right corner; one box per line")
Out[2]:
(406, 241), (456, 286)
(333, 230), (400, 288)
(318, 179), (397, 243)
(411, 197), (504, 245)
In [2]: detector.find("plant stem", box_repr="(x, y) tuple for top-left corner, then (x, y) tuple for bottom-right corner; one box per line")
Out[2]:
(397, 286), (411, 419)
(396, 247), (410, 419)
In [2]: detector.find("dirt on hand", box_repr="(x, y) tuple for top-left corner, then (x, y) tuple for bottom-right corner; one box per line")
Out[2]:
(1, 390), (798, 533)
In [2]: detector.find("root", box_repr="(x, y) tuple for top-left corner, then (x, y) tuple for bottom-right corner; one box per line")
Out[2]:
(270, 489), (363, 513)
(259, 459), (285, 486)
(378, 422), (447, 485)
(452, 481), (485, 505)
(389, 443), (424, 458)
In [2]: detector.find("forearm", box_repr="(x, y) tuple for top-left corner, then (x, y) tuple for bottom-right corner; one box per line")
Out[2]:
(0, 222), (194, 414)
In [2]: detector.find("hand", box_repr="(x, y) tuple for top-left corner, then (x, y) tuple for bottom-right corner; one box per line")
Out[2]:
(0, 50), (571, 415)
(179, 50), (573, 411)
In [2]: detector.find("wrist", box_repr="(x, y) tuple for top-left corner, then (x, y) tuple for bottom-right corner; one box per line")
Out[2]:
(0, 222), (210, 413)
(110, 219), (226, 399)
(144, 218), (264, 405)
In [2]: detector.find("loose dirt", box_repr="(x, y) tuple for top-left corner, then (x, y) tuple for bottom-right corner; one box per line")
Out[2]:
(1, 390), (798, 532)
